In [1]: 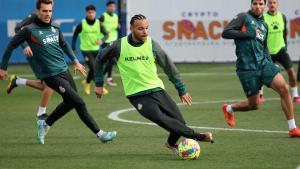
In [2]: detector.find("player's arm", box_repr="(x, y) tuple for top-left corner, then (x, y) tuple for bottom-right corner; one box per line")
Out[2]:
(71, 23), (82, 53)
(283, 14), (288, 47)
(222, 13), (255, 39)
(95, 40), (120, 88)
(15, 13), (35, 49)
(0, 28), (31, 79)
(98, 14), (104, 23)
(59, 28), (78, 63)
(153, 40), (192, 105)
(153, 40), (186, 96)
(58, 28), (86, 77)
(100, 22), (109, 43)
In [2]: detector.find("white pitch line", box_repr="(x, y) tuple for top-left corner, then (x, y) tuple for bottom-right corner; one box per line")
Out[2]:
(108, 98), (287, 134)
(10, 72), (235, 79)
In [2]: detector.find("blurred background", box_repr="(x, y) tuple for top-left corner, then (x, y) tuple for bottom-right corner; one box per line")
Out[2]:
(0, 0), (299, 63)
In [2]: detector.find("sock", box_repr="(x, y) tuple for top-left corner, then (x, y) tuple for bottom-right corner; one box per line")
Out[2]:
(107, 77), (113, 81)
(291, 87), (299, 98)
(16, 78), (27, 86)
(226, 105), (234, 114)
(259, 89), (263, 95)
(288, 119), (297, 130)
(96, 130), (105, 137)
(37, 106), (47, 117)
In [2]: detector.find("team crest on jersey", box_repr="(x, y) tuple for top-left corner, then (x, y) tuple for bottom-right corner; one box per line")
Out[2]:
(137, 103), (143, 110)
(59, 86), (66, 93)
(251, 21), (255, 25)
(51, 26), (56, 33)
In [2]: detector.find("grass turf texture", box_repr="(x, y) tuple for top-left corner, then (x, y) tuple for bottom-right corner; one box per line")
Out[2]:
(0, 64), (299, 169)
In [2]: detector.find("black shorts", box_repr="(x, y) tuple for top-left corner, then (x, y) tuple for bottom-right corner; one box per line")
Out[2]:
(271, 48), (293, 69)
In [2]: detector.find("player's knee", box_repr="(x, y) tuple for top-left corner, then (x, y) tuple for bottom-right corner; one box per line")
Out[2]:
(278, 83), (289, 95)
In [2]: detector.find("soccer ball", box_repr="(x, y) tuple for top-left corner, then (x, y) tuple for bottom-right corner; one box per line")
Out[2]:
(177, 138), (200, 160)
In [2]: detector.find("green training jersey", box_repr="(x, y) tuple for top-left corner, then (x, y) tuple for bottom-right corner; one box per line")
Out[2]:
(118, 37), (165, 96)
(79, 19), (101, 51)
(222, 11), (269, 70)
(102, 12), (118, 43)
(1, 18), (77, 79)
(263, 12), (286, 55)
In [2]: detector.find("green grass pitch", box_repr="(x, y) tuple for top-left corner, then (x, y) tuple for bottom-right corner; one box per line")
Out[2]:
(0, 64), (299, 169)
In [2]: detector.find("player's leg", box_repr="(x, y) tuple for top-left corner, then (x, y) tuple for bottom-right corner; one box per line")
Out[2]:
(81, 51), (93, 95)
(158, 91), (213, 148)
(269, 73), (300, 136)
(43, 71), (116, 143)
(6, 75), (44, 93)
(37, 82), (53, 119)
(260, 61), (300, 137)
(275, 49), (300, 102)
(129, 91), (213, 144)
(104, 58), (117, 87)
(101, 43), (117, 87)
(223, 70), (261, 126)
(82, 51), (109, 95)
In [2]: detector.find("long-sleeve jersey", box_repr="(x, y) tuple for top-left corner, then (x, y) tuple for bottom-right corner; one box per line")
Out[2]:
(1, 17), (78, 79)
(222, 11), (270, 70)
(95, 34), (186, 97)
(14, 13), (37, 49)
(71, 18), (108, 50)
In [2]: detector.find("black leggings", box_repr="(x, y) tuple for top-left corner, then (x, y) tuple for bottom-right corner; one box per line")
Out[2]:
(81, 51), (98, 83)
(44, 71), (100, 134)
(128, 90), (204, 145)
(101, 43), (116, 78)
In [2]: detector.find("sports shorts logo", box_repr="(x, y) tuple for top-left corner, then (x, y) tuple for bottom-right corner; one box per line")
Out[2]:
(59, 86), (66, 93)
(137, 103), (143, 110)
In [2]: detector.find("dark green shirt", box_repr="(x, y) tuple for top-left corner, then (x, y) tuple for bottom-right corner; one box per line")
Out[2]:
(95, 34), (186, 97)
(222, 11), (271, 70)
(1, 17), (77, 79)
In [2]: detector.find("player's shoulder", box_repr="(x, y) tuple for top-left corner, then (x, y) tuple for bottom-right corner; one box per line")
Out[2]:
(151, 38), (161, 48)
(50, 21), (59, 28)
(22, 22), (37, 31)
(27, 13), (37, 19)
(234, 12), (248, 19)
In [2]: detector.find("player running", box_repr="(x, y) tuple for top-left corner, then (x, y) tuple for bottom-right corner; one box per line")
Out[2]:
(7, 2), (54, 119)
(259, 0), (300, 103)
(98, 0), (120, 87)
(94, 14), (213, 154)
(72, 4), (109, 95)
(0, 0), (116, 144)
(221, 0), (300, 137)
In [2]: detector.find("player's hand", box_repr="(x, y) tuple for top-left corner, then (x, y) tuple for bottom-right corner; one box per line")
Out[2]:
(180, 92), (192, 106)
(23, 46), (33, 58)
(96, 40), (103, 46)
(95, 87), (104, 99)
(73, 62), (87, 78)
(0, 69), (8, 80)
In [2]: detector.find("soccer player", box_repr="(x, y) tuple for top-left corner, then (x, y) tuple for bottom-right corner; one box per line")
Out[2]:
(98, 0), (120, 87)
(0, 0), (116, 144)
(72, 4), (109, 95)
(7, 2), (54, 119)
(221, 0), (300, 137)
(94, 14), (213, 154)
(260, 0), (300, 103)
